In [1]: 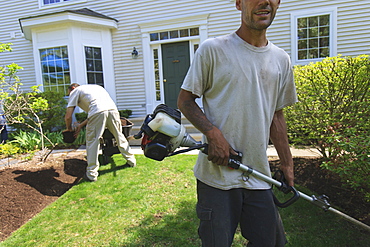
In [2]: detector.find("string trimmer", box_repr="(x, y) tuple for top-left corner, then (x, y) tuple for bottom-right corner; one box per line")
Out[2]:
(134, 104), (370, 232)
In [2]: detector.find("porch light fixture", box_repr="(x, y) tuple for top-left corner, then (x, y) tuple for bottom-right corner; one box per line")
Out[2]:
(132, 47), (139, 58)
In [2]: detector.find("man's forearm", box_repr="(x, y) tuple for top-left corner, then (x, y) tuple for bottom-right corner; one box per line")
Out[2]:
(178, 89), (233, 166)
(270, 110), (294, 185)
(64, 107), (75, 131)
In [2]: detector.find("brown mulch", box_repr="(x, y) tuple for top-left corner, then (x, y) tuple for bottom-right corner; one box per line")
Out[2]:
(0, 154), (369, 242)
(0, 151), (87, 241)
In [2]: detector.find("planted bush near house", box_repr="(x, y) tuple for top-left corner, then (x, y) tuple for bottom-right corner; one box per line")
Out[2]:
(119, 109), (132, 118)
(10, 91), (67, 133)
(0, 142), (21, 158)
(285, 55), (370, 198)
(11, 130), (41, 152)
(74, 112), (88, 123)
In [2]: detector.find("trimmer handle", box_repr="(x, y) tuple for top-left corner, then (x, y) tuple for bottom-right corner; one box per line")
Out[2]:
(272, 170), (300, 208)
(202, 144), (300, 208)
(200, 144), (242, 164)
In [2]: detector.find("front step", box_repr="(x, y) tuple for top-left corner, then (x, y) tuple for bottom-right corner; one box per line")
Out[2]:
(126, 116), (202, 146)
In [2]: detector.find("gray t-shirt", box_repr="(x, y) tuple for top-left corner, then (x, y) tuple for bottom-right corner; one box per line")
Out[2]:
(67, 84), (117, 118)
(181, 32), (298, 190)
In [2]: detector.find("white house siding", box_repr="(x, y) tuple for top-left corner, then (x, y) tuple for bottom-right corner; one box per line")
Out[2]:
(104, 1), (240, 117)
(268, 0), (370, 62)
(0, 1), (39, 91)
(1, 0), (369, 118)
(1, 0), (240, 117)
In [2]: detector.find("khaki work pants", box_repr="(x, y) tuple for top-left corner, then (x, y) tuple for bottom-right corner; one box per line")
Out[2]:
(85, 110), (136, 180)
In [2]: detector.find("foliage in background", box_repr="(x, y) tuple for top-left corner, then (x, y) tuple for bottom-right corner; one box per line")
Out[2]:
(1, 128), (83, 159)
(10, 91), (67, 133)
(0, 129), (86, 159)
(119, 109), (132, 118)
(1, 43), (52, 150)
(286, 55), (370, 198)
(74, 112), (88, 123)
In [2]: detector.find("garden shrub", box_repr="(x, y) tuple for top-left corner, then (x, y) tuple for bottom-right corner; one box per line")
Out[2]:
(285, 55), (370, 198)
(10, 91), (67, 133)
(119, 109), (132, 118)
(0, 142), (21, 158)
(75, 112), (88, 123)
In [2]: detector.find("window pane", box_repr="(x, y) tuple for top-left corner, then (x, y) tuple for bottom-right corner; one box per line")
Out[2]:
(86, 60), (94, 71)
(85, 46), (104, 87)
(170, 30), (179, 39)
(320, 47), (329, 57)
(319, 15), (329, 26)
(308, 38), (318, 49)
(298, 50), (307, 60)
(179, 29), (189, 37)
(44, 0), (63, 4)
(95, 60), (102, 71)
(320, 37), (329, 47)
(153, 48), (161, 101)
(190, 28), (199, 36)
(298, 39), (307, 50)
(85, 47), (93, 59)
(39, 46), (70, 95)
(308, 16), (318, 27)
(309, 27), (318, 38)
(87, 73), (95, 84)
(153, 49), (158, 59)
(160, 32), (169, 40)
(320, 26), (329, 36)
(309, 49), (318, 59)
(43, 75), (50, 85)
(95, 73), (104, 85)
(150, 33), (159, 41)
(298, 28), (307, 39)
(298, 18), (307, 29)
(93, 48), (102, 59)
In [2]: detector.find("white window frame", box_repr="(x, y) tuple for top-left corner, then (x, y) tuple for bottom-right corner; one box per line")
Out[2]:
(20, 12), (117, 101)
(291, 7), (337, 65)
(39, 0), (87, 9)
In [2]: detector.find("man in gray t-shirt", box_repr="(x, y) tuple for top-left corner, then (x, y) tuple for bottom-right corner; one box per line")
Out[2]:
(64, 83), (136, 182)
(178, 0), (297, 246)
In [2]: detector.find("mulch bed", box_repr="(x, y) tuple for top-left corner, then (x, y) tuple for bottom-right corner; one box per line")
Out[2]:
(0, 154), (368, 242)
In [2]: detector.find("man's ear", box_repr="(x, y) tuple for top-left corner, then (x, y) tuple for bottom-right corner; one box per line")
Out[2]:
(236, 0), (241, 11)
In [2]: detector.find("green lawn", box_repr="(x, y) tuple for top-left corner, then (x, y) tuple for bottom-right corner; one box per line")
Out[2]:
(1, 155), (369, 247)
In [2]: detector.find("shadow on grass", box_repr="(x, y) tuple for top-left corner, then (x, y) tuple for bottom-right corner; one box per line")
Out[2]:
(119, 200), (201, 247)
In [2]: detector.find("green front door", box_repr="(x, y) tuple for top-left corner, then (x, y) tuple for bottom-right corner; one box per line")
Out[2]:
(161, 41), (190, 109)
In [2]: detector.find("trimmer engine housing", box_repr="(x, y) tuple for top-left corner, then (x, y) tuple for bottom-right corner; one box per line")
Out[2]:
(134, 104), (200, 161)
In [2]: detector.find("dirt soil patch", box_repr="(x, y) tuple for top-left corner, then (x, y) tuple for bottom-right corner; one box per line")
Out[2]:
(0, 154), (369, 242)
(0, 151), (87, 241)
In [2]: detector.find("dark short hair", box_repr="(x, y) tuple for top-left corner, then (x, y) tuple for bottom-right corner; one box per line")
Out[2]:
(68, 83), (80, 90)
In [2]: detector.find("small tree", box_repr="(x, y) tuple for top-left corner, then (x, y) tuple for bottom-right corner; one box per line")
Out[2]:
(0, 43), (52, 152)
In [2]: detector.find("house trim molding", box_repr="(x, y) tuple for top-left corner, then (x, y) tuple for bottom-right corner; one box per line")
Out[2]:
(19, 9), (117, 41)
(138, 12), (209, 114)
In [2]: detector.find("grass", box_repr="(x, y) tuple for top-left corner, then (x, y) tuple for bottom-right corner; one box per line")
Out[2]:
(1, 154), (369, 246)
